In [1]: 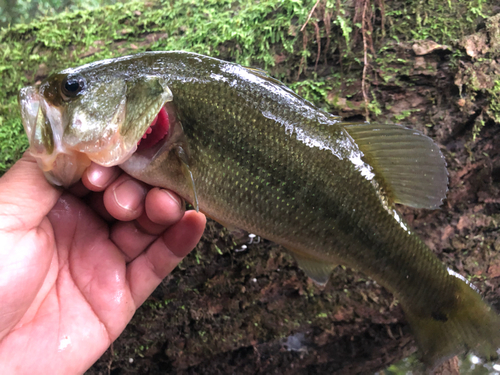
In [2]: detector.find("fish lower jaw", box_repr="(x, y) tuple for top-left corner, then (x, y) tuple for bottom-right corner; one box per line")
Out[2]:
(36, 150), (92, 187)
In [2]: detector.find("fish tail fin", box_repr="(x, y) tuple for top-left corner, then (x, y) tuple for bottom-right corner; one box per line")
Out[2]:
(403, 276), (500, 369)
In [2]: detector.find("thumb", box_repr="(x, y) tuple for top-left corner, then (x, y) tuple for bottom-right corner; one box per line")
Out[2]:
(0, 153), (62, 231)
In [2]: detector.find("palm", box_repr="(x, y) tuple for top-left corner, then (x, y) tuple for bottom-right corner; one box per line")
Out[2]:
(0, 156), (205, 374)
(1, 195), (126, 373)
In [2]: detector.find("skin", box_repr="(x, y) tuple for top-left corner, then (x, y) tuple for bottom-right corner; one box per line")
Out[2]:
(0, 153), (206, 374)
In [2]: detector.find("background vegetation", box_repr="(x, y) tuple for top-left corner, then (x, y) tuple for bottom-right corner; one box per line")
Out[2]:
(0, 0), (123, 28)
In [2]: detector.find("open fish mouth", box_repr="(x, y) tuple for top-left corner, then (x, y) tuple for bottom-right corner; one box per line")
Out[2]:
(19, 75), (173, 187)
(136, 106), (170, 151)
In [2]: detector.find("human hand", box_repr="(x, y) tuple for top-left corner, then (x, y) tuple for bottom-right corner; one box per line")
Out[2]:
(0, 153), (206, 374)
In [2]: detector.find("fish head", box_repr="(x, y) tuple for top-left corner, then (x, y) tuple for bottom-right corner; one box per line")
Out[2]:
(19, 69), (173, 187)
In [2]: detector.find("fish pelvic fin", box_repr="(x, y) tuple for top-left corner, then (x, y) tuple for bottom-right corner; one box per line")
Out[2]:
(286, 247), (337, 286)
(343, 122), (448, 209)
(175, 145), (199, 212)
(403, 275), (500, 370)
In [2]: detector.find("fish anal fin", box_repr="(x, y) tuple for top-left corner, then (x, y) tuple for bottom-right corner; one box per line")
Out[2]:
(286, 247), (337, 286)
(343, 122), (448, 209)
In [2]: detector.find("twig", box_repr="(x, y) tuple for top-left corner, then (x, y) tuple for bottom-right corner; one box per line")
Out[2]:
(107, 343), (114, 375)
(314, 21), (321, 71)
(300, 0), (321, 32)
(323, 10), (332, 65)
(297, 32), (308, 80)
(377, 0), (386, 38)
(361, 0), (370, 121)
(336, 0), (343, 73)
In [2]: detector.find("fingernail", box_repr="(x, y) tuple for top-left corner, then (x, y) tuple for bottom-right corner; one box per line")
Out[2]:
(88, 164), (116, 188)
(114, 179), (147, 211)
(162, 189), (183, 209)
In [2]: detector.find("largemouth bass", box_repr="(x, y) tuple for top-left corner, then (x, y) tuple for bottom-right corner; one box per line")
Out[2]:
(18, 51), (500, 368)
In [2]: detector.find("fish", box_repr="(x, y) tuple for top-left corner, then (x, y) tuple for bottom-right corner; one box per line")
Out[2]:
(18, 51), (500, 368)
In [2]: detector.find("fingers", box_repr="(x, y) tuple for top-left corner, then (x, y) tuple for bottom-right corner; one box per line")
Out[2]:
(82, 163), (147, 222)
(110, 188), (186, 261)
(82, 163), (121, 192)
(102, 176), (186, 226)
(145, 188), (185, 227)
(126, 211), (206, 307)
(67, 180), (90, 198)
(110, 221), (157, 262)
(86, 192), (115, 222)
(75, 162), (121, 203)
(82, 162), (187, 241)
(102, 175), (149, 221)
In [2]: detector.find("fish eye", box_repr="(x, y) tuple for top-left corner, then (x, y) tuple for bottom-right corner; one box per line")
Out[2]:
(61, 75), (86, 100)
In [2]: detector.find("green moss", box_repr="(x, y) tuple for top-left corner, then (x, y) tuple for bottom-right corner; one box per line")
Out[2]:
(288, 77), (333, 111)
(454, 12), (500, 136)
(393, 109), (421, 122)
(487, 79), (500, 123)
(385, 0), (494, 45)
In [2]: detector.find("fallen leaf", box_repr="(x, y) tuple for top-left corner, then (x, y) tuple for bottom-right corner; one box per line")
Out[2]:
(412, 40), (450, 56)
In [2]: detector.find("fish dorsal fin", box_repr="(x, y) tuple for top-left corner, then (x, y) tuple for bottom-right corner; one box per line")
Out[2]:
(343, 122), (448, 209)
(243, 67), (295, 91)
(286, 247), (337, 286)
(244, 66), (270, 77)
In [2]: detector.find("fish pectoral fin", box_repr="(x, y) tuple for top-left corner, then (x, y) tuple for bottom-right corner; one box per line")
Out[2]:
(286, 247), (337, 286)
(343, 122), (448, 209)
(174, 145), (199, 212)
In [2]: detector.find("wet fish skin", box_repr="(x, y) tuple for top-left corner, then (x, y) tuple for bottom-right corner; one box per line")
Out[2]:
(122, 53), (446, 311)
(19, 51), (500, 368)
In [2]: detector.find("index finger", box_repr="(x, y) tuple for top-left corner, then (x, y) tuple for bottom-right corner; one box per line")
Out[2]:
(82, 163), (121, 192)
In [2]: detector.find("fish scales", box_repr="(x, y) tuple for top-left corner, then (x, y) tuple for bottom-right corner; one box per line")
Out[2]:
(18, 51), (500, 368)
(138, 55), (449, 307)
